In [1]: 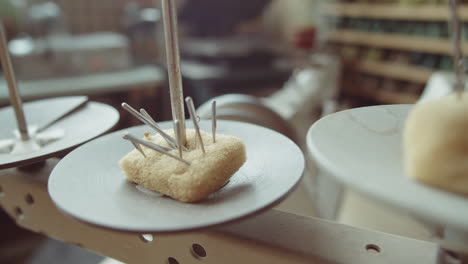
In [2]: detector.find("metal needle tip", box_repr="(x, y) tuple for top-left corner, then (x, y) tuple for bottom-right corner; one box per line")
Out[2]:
(186, 97), (205, 153)
(121, 103), (180, 149)
(123, 133), (190, 165)
(212, 101), (217, 143)
(123, 134), (147, 158)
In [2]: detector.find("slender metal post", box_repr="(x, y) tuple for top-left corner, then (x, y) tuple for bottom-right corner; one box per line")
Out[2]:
(174, 119), (183, 158)
(186, 97), (205, 153)
(160, 0), (186, 145)
(122, 103), (178, 149)
(212, 101), (217, 143)
(0, 22), (29, 140)
(449, 0), (465, 97)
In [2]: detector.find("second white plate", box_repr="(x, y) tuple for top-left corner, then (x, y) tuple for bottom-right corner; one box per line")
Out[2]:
(308, 104), (468, 233)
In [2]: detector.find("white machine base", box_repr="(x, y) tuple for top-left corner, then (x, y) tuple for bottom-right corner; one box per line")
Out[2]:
(1, 159), (463, 264)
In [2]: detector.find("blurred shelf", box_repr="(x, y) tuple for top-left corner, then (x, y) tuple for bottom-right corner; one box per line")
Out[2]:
(345, 60), (434, 84)
(327, 3), (441, 105)
(0, 66), (165, 104)
(326, 3), (468, 21)
(344, 85), (419, 105)
(329, 29), (468, 55)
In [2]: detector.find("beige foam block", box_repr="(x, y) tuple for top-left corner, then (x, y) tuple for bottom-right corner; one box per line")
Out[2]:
(403, 92), (468, 196)
(119, 129), (247, 203)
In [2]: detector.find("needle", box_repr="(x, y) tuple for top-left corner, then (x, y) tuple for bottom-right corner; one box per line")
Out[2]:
(139, 107), (189, 151)
(122, 103), (178, 149)
(212, 100), (217, 143)
(0, 22), (29, 141)
(124, 133), (172, 155)
(123, 133), (190, 165)
(123, 134), (147, 158)
(185, 97), (205, 153)
(160, 0), (187, 144)
(140, 109), (158, 127)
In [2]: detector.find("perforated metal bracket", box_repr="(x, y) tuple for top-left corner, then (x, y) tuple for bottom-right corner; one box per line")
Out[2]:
(0, 159), (447, 264)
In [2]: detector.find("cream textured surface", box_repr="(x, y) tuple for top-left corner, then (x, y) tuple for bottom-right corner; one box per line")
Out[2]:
(404, 92), (468, 196)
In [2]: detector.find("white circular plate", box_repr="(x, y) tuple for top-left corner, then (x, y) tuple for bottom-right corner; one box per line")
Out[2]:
(0, 97), (119, 169)
(48, 121), (304, 232)
(308, 105), (468, 232)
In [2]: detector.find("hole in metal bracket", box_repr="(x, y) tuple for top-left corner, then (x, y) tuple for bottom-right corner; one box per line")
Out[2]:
(366, 244), (381, 254)
(139, 234), (154, 243)
(14, 206), (24, 220)
(25, 194), (34, 205)
(167, 257), (179, 264)
(191, 243), (207, 258)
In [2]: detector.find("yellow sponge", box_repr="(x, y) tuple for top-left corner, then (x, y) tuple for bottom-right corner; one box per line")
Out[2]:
(119, 129), (247, 202)
(403, 93), (468, 196)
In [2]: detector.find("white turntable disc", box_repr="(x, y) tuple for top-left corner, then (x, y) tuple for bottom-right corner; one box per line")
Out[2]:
(0, 96), (119, 169)
(308, 105), (468, 233)
(48, 120), (304, 232)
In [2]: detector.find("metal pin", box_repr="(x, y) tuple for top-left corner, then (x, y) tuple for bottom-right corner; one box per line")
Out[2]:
(140, 109), (158, 127)
(449, 0), (465, 97)
(174, 120), (183, 158)
(122, 103), (151, 125)
(122, 103), (178, 149)
(37, 98), (88, 133)
(123, 134), (147, 158)
(124, 133), (172, 152)
(123, 133), (190, 165)
(140, 108), (189, 152)
(160, 0), (187, 145)
(212, 100), (217, 143)
(185, 97), (205, 153)
(0, 22), (29, 141)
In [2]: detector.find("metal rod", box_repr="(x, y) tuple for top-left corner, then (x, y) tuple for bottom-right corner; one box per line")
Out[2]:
(122, 103), (178, 149)
(160, 0), (186, 145)
(186, 97), (205, 153)
(174, 120), (183, 158)
(140, 109), (158, 127)
(0, 22), (29, 140)
(449, 0), (465, 96)
(123, 133), (190, 165)
(37, 98), (88, 133)
(212, 100), (217, 143)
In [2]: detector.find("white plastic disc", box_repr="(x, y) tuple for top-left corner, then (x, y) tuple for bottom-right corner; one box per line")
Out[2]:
(0, 96), (119, 169)
(308, 105), (468, 233)
(48, 120), (304, 232)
